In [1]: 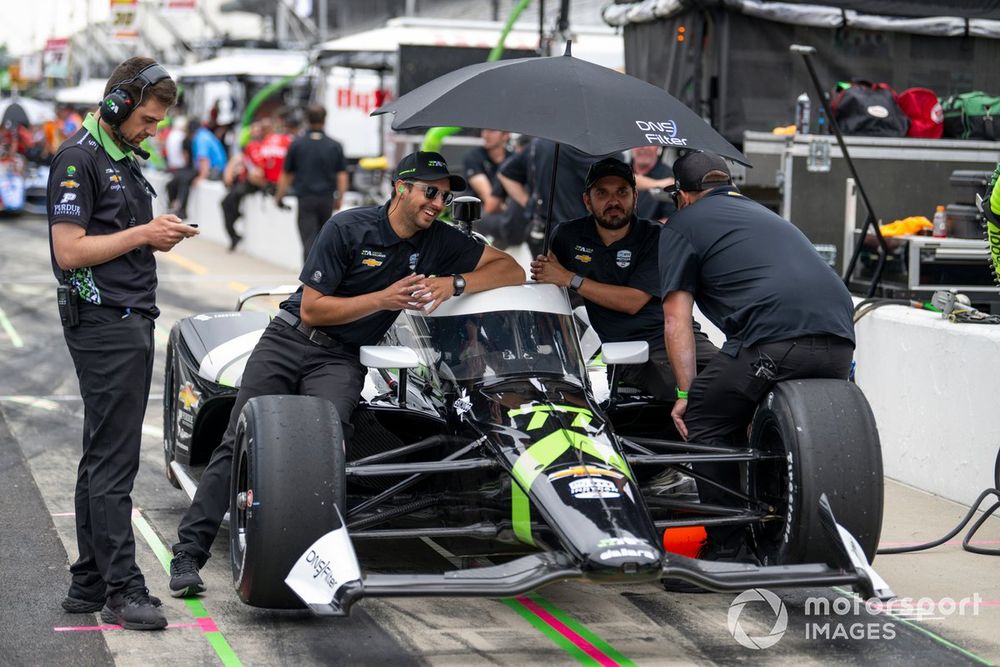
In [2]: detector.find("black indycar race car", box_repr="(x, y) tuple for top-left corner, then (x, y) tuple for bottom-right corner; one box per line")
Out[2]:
(164, 282), (891, 614)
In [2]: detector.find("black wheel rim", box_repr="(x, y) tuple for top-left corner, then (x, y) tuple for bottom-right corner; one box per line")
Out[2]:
(748, 413), (791, 563)
(232, 431), (250, 582)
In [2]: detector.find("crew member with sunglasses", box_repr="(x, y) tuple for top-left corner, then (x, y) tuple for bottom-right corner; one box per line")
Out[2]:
(168, 151), (525, 597)
(530, 157), (717, 403)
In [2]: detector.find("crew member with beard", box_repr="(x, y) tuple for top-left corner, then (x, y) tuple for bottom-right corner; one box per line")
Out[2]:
(530, 157), (717, 400)
(168, 151), (524, 598)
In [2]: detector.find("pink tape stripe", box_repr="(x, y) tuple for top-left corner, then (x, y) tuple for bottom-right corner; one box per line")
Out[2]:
(197, 616), (220, 633)
(515, 596), (619, 667)
(54, 622), (202, 632)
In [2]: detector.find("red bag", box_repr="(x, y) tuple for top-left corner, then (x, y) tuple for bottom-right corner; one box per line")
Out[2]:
(896, 87), (944, 139)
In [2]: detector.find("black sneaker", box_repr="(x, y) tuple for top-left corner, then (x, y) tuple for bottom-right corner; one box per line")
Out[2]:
(169, 552), (206, 598)
(100, 588), (167, 630)
(63, 593), (161, 613)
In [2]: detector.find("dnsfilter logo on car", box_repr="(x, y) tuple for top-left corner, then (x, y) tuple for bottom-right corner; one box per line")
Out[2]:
(727, 588), (788, 649)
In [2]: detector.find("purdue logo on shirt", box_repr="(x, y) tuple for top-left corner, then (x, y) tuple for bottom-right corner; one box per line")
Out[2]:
(616, 250), (632, 268)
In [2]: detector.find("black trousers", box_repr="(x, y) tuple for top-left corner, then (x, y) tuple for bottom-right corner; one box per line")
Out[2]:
(166, 167), (197, 217)
(617, 332), (719, 401)
(173, 317), (366, 565)
(220, 181), (259, 247)
(63, 304), (155, 599)
(296, 194), (335, 261)
(685, 334), (855, 548)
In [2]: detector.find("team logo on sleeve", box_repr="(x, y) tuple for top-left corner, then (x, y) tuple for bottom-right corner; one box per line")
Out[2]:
(409, 253), (419, 270)
(53, 202), (82, 216)
(59, 193), (77, 204)
(311, 270), (323, 283)
(616, 250), (632, 268)
(66, 165), (77, 177)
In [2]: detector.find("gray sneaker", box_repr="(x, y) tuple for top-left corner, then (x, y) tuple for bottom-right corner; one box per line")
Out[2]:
(647, 467), (696, 496)
(100, 588), (167, 630)
(169, 552), (206, 598)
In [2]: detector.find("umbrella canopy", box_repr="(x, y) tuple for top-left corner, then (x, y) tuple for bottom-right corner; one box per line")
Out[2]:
(372, 44), (750, 166)
(0, 97), (56, 128)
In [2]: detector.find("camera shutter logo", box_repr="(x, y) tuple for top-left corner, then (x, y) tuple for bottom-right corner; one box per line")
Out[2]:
(727, 588), (788, 649)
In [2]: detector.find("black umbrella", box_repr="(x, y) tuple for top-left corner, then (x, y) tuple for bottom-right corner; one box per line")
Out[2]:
(0, 98), (55, 129)
(373, 43), (749, 250)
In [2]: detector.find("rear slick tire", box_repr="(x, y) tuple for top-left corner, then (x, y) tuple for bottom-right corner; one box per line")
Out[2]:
(230, 394), (346, 608)
(748, 379), (883, 566)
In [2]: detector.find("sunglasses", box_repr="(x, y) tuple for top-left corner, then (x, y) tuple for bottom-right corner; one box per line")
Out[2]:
(668, 186), (679, 207)
(406, 181), (454, 206)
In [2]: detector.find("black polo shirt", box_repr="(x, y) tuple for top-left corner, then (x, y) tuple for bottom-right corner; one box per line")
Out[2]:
(636, 161), (676, 221)
(283, 130), (347, 197)
(499, 139), (624, 222)
(659, 186), (855, 356)
(47, 113), (158, 316)
(550, 215), (664, 347)
(463, 146), (509, 198)
(281, 202), (486, 348)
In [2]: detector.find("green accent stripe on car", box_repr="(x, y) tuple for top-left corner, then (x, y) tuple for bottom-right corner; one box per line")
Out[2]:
(510, 427), (637, 545)
(512, 483), (534, 545)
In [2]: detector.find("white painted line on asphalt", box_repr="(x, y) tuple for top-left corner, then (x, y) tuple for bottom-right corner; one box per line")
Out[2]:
(0, 305), (24, 348)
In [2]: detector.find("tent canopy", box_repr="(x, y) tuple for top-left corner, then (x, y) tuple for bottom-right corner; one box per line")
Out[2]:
(314, 16), (624, 70)
(178, 51), (308, 81)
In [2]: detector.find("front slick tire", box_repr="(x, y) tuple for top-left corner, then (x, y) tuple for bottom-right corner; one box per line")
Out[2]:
(230, 395), (346, 609)
(749, 379), (883, 566)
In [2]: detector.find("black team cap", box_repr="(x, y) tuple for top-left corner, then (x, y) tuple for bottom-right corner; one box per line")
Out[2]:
(393, 151), (467, 192)
(585, 157), (636, 191)
(673, 151), (732, 191)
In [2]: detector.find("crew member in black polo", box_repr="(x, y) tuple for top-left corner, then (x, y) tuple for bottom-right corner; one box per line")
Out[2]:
(530, 157), (717, 400)
(632, 145), (675, 222)
(169, 151), (525, 597)
(275, 104), (348, 260)
(49, 57), (195, 630)
(659, 151), (855, 560)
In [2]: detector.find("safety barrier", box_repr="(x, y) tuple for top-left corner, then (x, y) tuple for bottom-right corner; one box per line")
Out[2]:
(146, 171), (998, 508)
(148, 172), (304, 271)
(854, 306), (1000, 507)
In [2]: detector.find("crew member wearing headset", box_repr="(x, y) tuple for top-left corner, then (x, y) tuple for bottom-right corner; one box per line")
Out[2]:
(48, 57), (196, 631)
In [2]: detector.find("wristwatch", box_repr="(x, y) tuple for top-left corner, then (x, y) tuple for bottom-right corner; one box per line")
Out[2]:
(569, 274), (585, 291)
(452, 274), (466, 297)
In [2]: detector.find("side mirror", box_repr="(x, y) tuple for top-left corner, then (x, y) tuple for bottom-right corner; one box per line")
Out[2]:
(360, 345), (421, 407)
(360, 345), (421, 369)
(601, 341), (649, 365)
(601, 341), (649, 405)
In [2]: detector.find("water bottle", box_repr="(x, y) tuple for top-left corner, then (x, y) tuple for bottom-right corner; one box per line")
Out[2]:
(816, 103), (827, 135)
(932, 205), (947, 237)
(795, 92), (811, 135)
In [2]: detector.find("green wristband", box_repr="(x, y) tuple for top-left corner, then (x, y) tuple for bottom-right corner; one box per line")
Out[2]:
(676, 388), (689, 400)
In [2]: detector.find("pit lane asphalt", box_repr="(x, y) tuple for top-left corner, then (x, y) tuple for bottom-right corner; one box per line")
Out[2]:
(1, 212), (998, 666)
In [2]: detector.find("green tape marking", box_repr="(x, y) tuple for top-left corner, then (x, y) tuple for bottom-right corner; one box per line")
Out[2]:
(525, 594), (636, 666)
(0, 306), (24, 348)
(502, 598), (602, 665)
(832, 587), (992, 666)
(132, 511), (243, 666)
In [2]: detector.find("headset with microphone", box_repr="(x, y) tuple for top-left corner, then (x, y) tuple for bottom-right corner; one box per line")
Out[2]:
(99, 62), (171, 160)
